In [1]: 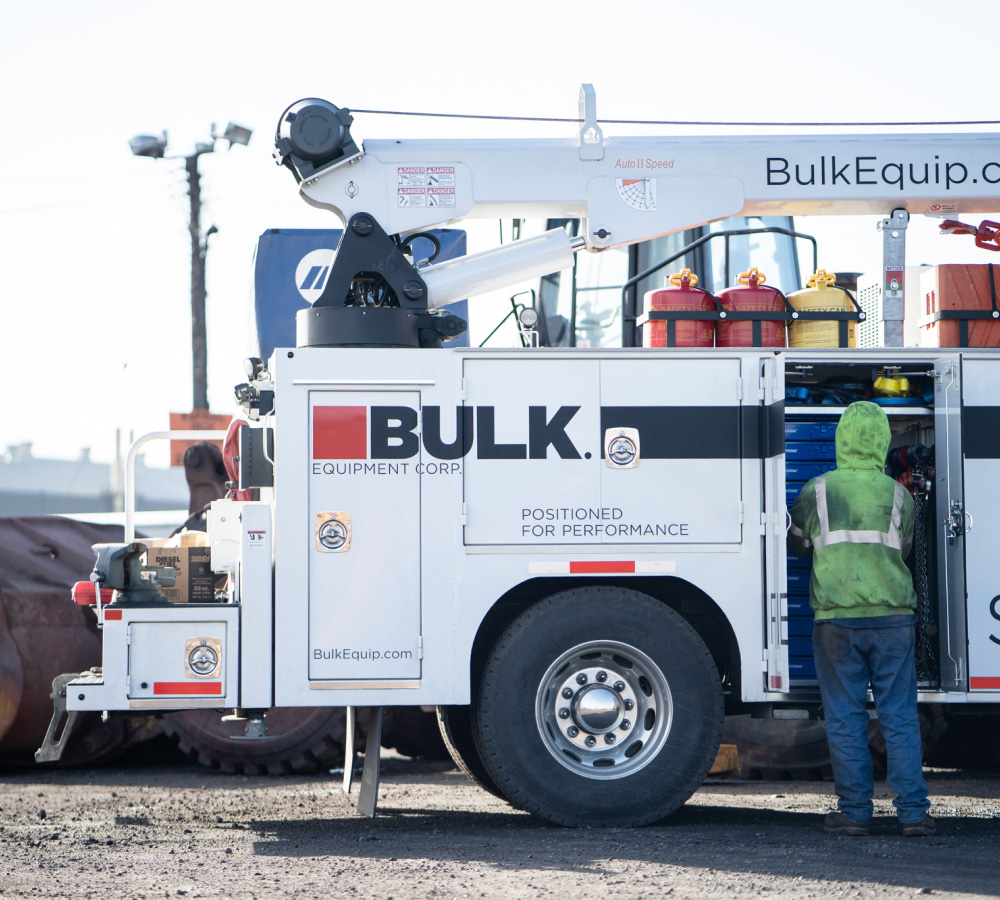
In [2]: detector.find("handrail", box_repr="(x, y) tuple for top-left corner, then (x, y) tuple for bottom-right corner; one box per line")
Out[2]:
(125, 430), (228, 541)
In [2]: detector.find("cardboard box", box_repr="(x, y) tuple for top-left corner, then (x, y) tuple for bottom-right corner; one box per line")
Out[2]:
(145, 542), (215, 604)
(919, 264), (1000, 347)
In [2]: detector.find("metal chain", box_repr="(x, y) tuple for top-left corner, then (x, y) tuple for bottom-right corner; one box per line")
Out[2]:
(911, 482), (939, 685)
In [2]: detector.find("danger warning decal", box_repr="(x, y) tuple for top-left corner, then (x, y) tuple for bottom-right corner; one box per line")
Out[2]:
(397, 166), (456, 208)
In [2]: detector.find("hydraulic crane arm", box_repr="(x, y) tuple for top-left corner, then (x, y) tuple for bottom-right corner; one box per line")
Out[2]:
(278, 86), (1000, 252)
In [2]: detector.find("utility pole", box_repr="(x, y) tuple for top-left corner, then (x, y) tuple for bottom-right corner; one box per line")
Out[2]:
(130, 122), (251, 415)
(186, 153), (208, 411)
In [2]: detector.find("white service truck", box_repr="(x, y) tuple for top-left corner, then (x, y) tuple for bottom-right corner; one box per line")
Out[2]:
(39, 88), (1000, 827)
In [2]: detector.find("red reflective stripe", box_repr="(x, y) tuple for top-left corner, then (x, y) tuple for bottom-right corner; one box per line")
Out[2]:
(153, 682), (222, 695)
(103, 609), (122, 620)
(970, 677), (1000, 690)
(568, 561), (635, 574)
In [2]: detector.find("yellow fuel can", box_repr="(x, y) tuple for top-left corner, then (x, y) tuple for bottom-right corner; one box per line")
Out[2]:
(787, 270), (857, 348)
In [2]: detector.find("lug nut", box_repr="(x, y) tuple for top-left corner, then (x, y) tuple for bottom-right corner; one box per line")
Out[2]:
(562, 687), (573, 699)
(624, 699), (634, 711)
(558, 708), (570, 719)
(596, 670), (607, 683)
(576, 673), (588, 685)
(605, 733), (616, 744)
(585, 736), (597, 747)
(620, 720), (631, 731)
(567, 726), (579, 738)
(614, 681), (626, 692)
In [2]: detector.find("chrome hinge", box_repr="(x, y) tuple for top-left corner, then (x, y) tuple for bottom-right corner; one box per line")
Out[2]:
(459, 378), (468, 401)
(417, 636), (424, 660)
(460, 503), (468, 527)
(736, 379), (744, 401)
(737, 502), (744, 525)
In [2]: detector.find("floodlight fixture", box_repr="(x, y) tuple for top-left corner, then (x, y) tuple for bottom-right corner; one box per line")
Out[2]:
(128, 132), (168, 158)
(221, 122), (252, 148)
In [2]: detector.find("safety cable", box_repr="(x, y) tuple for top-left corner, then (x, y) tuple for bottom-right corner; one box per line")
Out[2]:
(352, 108), (1000, 128)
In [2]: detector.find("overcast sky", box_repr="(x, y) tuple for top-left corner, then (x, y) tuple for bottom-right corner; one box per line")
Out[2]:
(2, 0), (998, 465)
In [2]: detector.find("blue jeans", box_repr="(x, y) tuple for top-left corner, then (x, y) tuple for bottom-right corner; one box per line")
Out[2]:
(812, 616), (930, 825)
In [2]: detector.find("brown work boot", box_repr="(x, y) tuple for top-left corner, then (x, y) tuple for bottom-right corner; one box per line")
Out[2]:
(901, 814), (936, 837)
(823, 812), (870, 836)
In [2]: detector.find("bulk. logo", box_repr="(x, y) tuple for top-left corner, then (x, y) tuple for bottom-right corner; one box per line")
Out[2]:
(295, 249), (337, 303)
(312, 405), (585, 461)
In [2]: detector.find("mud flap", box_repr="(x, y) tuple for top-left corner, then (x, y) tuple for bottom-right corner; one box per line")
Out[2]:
(356, 707), (382, 819)
(34, 674), (81, 763)
(342, 706), (357, 794)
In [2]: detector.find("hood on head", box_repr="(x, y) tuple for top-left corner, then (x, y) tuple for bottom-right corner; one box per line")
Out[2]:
(835, 401), (890, 471)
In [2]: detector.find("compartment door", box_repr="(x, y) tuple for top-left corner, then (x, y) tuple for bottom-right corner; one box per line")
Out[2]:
(761, 357), (789, 691)
(933, 354), (967, 691)
(959, 356), (1000, 692)
(598, 357), (744, 545)
(307, 390), (421, 682)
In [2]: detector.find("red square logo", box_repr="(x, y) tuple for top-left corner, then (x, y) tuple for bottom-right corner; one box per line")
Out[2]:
(313, 406), (367, 459)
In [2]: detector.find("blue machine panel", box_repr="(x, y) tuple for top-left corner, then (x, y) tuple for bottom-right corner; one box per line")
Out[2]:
(250, 228), (470, 359)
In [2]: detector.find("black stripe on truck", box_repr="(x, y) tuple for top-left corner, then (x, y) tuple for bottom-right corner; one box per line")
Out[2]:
(600, 403), (784, 460)
(963, 406), (1000, 459)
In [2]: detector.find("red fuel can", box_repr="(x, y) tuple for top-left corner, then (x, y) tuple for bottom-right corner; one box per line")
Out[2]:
(642, 269), (716, 347)
(715, 268), (786, 348)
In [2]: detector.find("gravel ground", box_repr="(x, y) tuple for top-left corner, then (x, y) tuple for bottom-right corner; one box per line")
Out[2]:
(1, 758), (998, 900)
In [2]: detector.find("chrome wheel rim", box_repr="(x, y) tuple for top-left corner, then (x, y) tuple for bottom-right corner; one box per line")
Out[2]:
(534, 640), (672, 780)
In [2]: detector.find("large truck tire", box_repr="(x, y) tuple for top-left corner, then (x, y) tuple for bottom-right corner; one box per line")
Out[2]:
(472, 586), (724, 827)
(0, 517), (146, 767)
(436, 704), (507, 800)
(378, 706), (449, 760)
(722, 715), (833, 780)
(161, 707), (352, 775)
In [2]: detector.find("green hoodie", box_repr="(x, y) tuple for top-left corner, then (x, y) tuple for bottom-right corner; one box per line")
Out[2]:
(788, 401), (916, 620)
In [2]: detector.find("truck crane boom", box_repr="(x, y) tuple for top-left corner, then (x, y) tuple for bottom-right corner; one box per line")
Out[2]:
(278, 85), (1000, 253)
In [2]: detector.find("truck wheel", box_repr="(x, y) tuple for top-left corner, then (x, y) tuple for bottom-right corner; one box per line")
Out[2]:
(161, 707), (351, 775)
(436, 704), (507, 800)
(723, 715), (833, 780)
(379, 706), (450, 760)
(473, 586), (723, 827)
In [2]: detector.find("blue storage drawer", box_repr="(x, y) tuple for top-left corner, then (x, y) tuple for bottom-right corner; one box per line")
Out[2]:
(787, 482), (809, 505)
(789, 634), (815, 656)
(787, 616), (815, 638)
(787, 595), (812, 616)
(786, 460), (837, 482)
(787, 551), (812, 569)
(786, 441), (836, 461)
(785, 420), (839, 441)
(790, 657), (817, 680)
(788, 568), (813, 591)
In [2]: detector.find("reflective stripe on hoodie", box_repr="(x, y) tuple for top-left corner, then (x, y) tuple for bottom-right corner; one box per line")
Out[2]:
(811, 473), (906, 551)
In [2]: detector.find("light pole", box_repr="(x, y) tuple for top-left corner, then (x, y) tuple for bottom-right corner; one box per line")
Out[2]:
(129, 123), (252, 411)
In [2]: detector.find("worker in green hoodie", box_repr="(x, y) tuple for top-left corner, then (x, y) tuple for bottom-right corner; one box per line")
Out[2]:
(789, 401), (934, 837)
